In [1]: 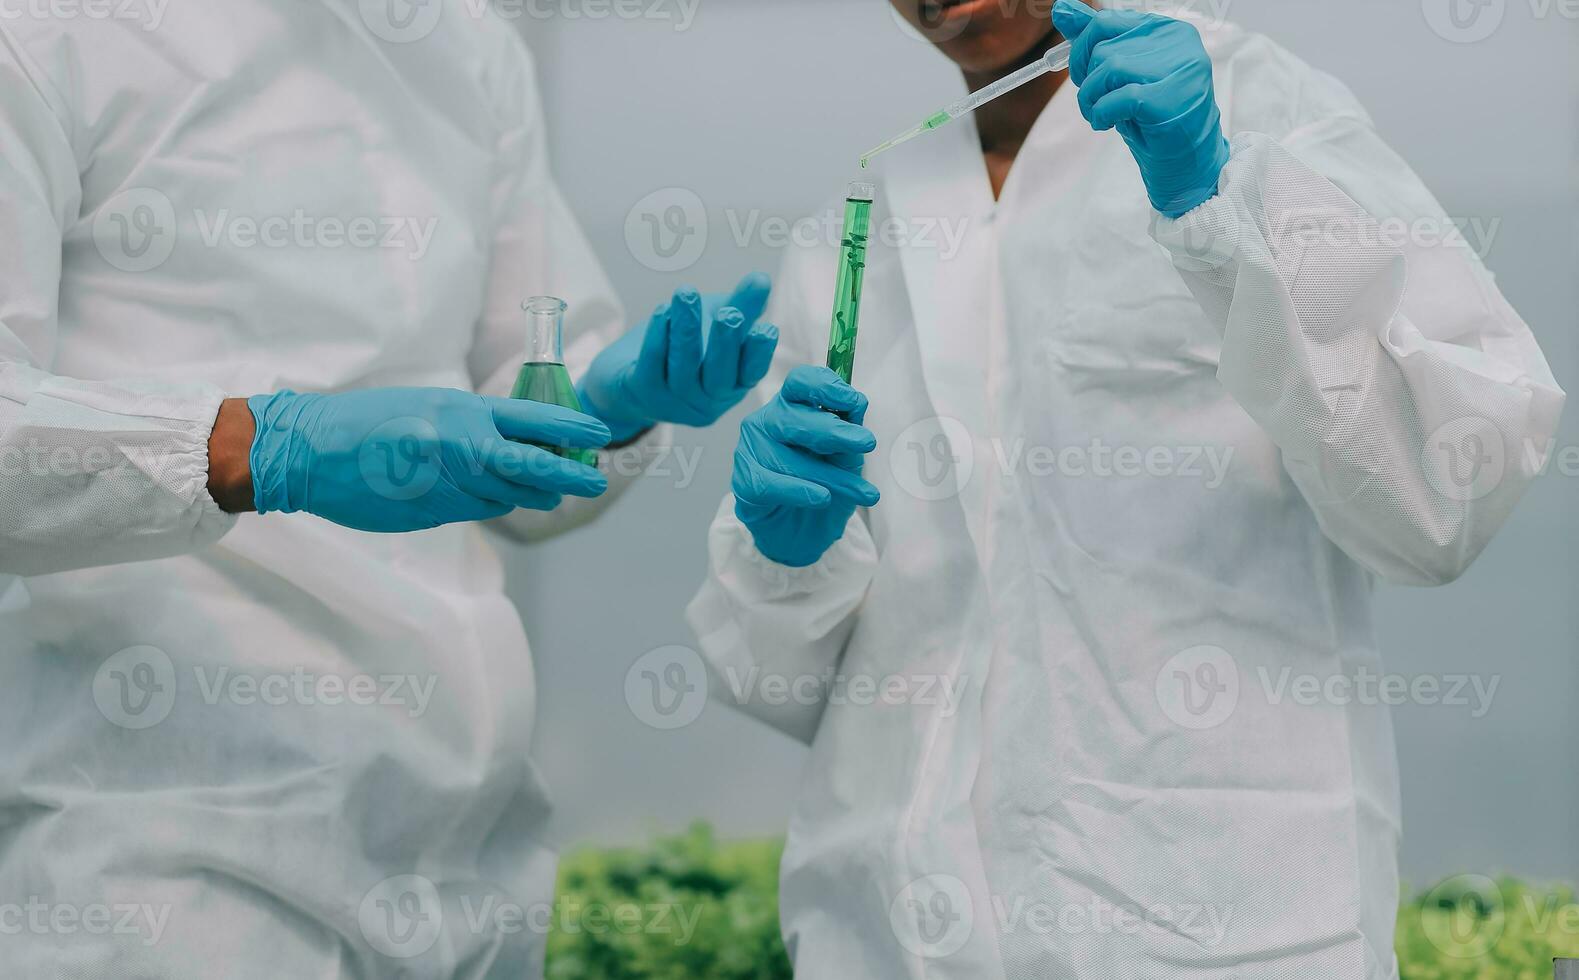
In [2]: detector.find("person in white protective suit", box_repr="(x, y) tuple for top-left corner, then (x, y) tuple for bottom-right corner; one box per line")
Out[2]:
(0, 2), (780, 976)
(687, 1), (1566, 977)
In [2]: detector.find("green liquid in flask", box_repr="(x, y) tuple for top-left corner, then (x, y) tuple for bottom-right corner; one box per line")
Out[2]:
(512, 297), (599, 468)
(509, 361), (598, 467)
(827, 183), (874, 384)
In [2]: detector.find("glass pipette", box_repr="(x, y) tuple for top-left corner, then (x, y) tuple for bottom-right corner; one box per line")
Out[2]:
(860, 40), (1072, 170)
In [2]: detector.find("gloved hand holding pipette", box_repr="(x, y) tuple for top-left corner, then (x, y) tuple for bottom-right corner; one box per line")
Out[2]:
(1053, 0), (1230, 217)
(862, 2), (1229, 218)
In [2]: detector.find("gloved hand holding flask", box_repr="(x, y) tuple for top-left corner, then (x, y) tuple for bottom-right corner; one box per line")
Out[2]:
(245, 387), (610, 533)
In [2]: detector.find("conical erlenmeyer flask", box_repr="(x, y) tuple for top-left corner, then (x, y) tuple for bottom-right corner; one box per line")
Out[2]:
(510, 297), (598, 467)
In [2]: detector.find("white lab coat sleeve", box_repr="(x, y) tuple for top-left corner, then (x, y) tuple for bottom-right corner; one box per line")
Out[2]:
(1153, 116), (1565, 586)
(684, 244), (879, 744)
(467, 27), (671, 544)
(0, 33), (234, 577)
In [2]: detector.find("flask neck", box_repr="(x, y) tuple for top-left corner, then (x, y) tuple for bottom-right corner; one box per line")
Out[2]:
(522, 297), (567, 364)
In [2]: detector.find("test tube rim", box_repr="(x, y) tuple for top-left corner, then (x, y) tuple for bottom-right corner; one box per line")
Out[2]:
(846, 181), (877, 203)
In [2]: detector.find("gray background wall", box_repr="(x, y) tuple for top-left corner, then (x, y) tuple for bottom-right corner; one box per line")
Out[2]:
(506, 0), (1579, 889)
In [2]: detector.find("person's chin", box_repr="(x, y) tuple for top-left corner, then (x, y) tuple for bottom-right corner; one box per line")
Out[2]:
(935, 32), (1038, 75)
(912, 3), (1051, 72)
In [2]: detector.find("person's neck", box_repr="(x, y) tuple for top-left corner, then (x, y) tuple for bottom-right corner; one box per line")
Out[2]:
(963, 32), (1065, 197)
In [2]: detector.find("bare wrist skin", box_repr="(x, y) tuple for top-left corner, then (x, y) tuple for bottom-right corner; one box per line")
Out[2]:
(208, 397), (257, 514)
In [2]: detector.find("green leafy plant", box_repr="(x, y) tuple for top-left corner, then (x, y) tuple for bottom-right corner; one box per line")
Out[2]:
(1397, 876), (1579, 979)
(547, 823), (789, 980)
(549, 827), (1578, 979)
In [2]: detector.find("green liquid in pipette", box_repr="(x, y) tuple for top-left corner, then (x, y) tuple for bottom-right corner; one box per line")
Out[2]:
(826, 195), (873, 383)
(509, 361), (598, 467)
(860, 111), (954, 169)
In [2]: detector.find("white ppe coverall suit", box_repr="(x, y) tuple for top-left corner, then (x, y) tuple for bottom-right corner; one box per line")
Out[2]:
(0, 3), (646, 975)
(687, 13), (1565, 980)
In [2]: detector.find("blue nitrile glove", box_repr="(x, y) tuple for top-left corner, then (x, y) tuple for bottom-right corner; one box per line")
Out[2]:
(733, 366), (882, 568)
(1052, 0), (1230, 218)
(578, 273), (781, 443)
(248, 387), (609, 532)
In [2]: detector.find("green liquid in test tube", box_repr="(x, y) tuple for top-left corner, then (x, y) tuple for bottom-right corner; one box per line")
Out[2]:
(510, 296), (598, 467)
(827, 182), (875, 384)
